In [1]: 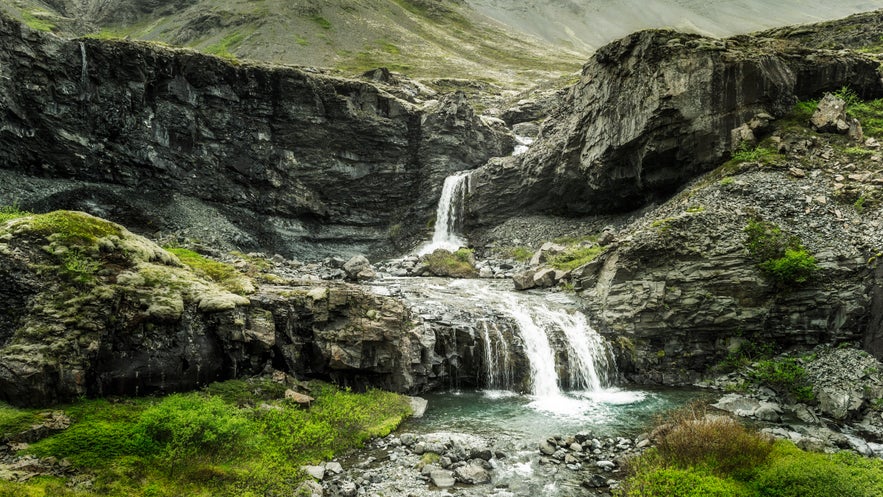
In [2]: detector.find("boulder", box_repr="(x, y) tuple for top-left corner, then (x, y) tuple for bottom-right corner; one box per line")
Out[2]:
(532, 268), (558, 288)
(284, 389), (314, 406)
(302, 465), (325, 481)
(343, 255), (375, 281)
(429, 469), (456, 488)
(454, 464), (491, 484)
(513, 270), (537, 290)
(811, 94), (851, 134)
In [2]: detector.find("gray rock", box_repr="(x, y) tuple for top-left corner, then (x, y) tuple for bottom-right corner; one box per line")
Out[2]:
(408, 396), (429, 418)
(454, 464), (491, 484)
(811, 94), (851, 134)
(324, 461), (343, 475)
(337, 481), (357, 497)
(302, 465), (326, 481)
(295, 480), (324, 497)
(539, 440), (556, 456)
(596, 460), (616, 470)
(343, 255), (375, 281)
(532, 268), (557, 288)
(513, 270), (537, 290)
(429, 469), (456, 488)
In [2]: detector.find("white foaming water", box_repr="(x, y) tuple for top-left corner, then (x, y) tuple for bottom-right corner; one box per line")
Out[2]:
(417, 171), (469, 255)
(512, 135), (535, 156)
(500, 295), (561, 397)
(540, 308), (609, 391)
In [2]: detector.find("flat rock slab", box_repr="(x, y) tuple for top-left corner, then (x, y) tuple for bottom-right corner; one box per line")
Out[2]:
(430, 469), (455, 488)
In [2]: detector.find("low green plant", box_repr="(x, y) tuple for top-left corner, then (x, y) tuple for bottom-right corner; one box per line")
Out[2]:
(750, 358), (814, 402)
(743, 219), (818, 286)
(21, 11), (55, 32)
(166, 247), (252, 294)
(310, 15), (332, 30)
(508, 246), (533, 262)
(753, 441), (883, 497)
(715, 340), (776, 373)
(791, 99), (819, 124)
(719, 177), (735, 186)
(548, 245), (603, 271)
(619, 466), (753, 497)
(29, 211), (121, 246)
(855, 196), (867, 214)
(0, 204), (30, 223)
(731, 145), (777, 164)
(0, 403), (42, 438)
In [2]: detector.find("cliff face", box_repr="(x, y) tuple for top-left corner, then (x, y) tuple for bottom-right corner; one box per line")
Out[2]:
(466, 29), (883, 226)
(0, 14), (511, 259)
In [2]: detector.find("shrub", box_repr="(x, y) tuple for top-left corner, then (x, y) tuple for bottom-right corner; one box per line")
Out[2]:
(751, 358), (814, 402)
(753, 440), (883, 497)
(743, 219), (818, 286)
(731, 145), (777, 164)
(652, 403), (773, 478)
(134, 394), (252, 466)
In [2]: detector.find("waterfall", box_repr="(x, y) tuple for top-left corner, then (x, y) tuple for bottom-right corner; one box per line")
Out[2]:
(513, 135), (535, 156)
(540, 308), (610, 391)
(418, 171), (469, 255)
(502, 297), (562, 397)
(479, 320), (512, 390)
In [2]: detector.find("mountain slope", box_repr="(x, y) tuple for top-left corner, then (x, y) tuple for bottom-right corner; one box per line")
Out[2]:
(0, 0), (585, 85)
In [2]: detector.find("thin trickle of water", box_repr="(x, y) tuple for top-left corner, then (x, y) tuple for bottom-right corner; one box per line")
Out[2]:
(79, 41), (88, 89)
(479, 320), (513, 390)
(418, 171), (469, 255)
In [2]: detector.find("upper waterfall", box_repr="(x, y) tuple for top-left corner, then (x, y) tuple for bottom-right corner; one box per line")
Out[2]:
(418, 171), (470, 255)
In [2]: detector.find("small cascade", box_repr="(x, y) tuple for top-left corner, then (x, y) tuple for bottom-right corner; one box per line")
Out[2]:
(479, 320), (513, 390)
(512, 135), (535, 156)
(418, 171), (469, 255)
(500, 296), (561, 397)
(540, 308), (611, 391)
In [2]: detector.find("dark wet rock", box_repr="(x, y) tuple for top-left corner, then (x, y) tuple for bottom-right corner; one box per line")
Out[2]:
(0, 13), (510, 260)
(466, 28), (883, 226)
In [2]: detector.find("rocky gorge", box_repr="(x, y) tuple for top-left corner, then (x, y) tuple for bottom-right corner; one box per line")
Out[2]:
(1, 4), (883, 496)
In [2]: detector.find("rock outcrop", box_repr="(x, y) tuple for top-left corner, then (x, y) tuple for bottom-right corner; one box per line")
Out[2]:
(0, 211), (471, 406)
(0, 13), (511, 260)
(571, 120), (883, 380)
(466, 28), (883, 226)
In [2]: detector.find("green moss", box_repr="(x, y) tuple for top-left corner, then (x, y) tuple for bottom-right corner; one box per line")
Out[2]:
(0, 205), (30, 224)
(509, 246), (533, 262)
(310, 15), (332, 30)
(165, 247), (253, 295)
(29, 211), (121, 247)
(730, 145), (780, 164)
(619, 467), (754, 497)
(0, 402), (42, 439)
(204, 30), (250, 61)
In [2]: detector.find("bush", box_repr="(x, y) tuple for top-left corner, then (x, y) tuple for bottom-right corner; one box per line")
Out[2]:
(743, 219), (818, 286)
(753, 440), (883, 497)
(651, 403), (773, 478)
(750, 358), (814, 402)
(135, 394), (252, 466)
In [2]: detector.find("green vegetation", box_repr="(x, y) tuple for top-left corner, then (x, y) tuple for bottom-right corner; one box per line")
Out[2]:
(791, 99), (819, 124)
(0, 204), (30, 223)
(166, 248), (252, 295)
(1, 380), (411, 496)
(617, 404), (883, 497)
(423, 248), (478, 278)
(548, 245), (604, 271)
(750, 358), (814, 402)
(714, 340), (775, 373)
(743, 219), (818, 286)
(205, 30), (250, 61)
(29, 211), (121, 246)
(21, 11), (55, 32)
(508, 246), (533, 262)
(730, 145), (779, 164)
(310, 15), (332, 30)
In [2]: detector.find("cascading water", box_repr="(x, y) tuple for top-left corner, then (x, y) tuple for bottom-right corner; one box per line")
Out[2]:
(513, 135), (535, 156)
(417, 171), (469, 255)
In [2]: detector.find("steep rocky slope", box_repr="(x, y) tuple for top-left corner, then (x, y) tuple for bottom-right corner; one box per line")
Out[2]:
(0, 12), (512, 259)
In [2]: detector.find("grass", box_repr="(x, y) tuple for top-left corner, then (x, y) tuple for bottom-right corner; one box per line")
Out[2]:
(204, 30), (249, 62)
(165, 248), (252, 295)
(0, 204), (30, 224)
(310, 15), (332, 30)
(617, 403), (883, 497)
(730, 145), (779, 164)
(1, 380), (411, 496)
(21, 11), (55, 32)
(508, 246), (533, 262)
